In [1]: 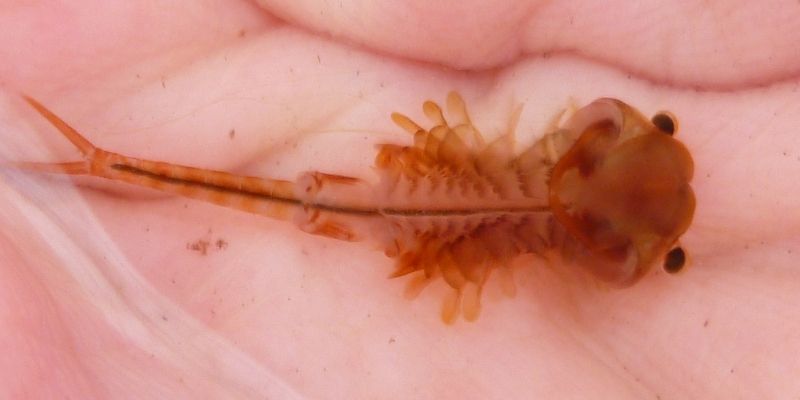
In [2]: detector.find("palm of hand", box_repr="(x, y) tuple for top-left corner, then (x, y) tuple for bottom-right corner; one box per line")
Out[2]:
(1, 1), (798, 399)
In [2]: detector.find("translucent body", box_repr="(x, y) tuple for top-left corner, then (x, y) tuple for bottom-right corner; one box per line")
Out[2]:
(16, 93), (695, 323)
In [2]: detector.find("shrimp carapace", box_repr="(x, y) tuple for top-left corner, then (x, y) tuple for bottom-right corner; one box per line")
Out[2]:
(547, 99), (695, 286)
(15, 92), (695, 323)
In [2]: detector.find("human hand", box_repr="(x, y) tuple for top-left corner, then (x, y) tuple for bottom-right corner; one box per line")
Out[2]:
(1, 1), (799, 399)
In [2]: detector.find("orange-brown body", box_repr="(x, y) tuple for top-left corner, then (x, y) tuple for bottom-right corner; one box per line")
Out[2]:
(15, 92), (695, 323)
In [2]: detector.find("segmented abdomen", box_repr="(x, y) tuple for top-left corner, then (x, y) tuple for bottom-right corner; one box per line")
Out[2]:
(361, 93), (563, 322)
(293, 92), (576, 323)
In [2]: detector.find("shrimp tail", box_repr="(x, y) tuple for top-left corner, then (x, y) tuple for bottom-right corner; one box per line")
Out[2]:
(13, 95), (94, 175)
(23, 95), (97, 157)
(16, 95), (299, 221)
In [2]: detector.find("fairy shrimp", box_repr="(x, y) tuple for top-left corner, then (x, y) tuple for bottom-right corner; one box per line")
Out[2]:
(14, 92), (696, 324)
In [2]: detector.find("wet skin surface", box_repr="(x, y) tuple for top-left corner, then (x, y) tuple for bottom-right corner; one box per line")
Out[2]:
(1, 1), (799, 399)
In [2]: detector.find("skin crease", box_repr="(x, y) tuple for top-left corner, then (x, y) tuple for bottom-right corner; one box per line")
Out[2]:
(1, 0), (799, 399)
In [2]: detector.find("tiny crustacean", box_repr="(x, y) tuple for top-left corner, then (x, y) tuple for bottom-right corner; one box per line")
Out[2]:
(15, 92), (695, 324)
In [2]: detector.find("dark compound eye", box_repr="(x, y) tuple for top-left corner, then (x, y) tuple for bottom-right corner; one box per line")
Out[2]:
(651, 112), (677, 135)
(663, 246), (686, 274)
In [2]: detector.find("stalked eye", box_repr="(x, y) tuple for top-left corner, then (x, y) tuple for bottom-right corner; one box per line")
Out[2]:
(651, 112), (678, 135)
(663, 246), (687, 274)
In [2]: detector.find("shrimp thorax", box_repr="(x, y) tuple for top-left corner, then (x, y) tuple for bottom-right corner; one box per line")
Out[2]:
(336, 92), (696, 323)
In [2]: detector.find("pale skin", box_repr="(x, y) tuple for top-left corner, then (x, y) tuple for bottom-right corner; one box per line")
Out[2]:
(1, 1), (799, 399)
